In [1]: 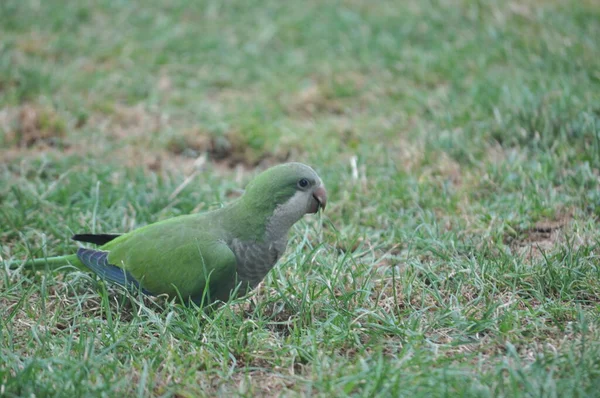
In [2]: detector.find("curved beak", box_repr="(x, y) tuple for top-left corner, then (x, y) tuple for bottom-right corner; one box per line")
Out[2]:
(310, 185), (327, 213)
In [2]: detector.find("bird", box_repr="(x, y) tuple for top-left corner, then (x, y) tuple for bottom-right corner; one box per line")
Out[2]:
(8, 162), (327, 306)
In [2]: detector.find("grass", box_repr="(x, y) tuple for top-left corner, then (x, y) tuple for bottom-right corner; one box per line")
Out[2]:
(1, 0), (600, 396)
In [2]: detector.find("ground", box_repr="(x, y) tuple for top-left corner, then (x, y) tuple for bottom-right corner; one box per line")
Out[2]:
(1, 0), (599, 396)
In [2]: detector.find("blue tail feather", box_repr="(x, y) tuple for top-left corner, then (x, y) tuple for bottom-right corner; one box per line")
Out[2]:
(76, 248), (153, 296)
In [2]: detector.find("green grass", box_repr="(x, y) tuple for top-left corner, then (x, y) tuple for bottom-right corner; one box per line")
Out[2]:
(1, 0), (600, 396)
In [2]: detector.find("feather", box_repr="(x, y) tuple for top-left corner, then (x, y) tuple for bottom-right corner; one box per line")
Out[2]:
(76, 248), (152, 295)
(72, 234), (121, 245)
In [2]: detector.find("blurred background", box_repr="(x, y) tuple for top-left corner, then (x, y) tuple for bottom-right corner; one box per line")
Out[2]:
(2, 0), (598, 234)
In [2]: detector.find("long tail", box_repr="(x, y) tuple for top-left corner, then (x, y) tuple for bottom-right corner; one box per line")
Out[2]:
(4, 254), (83, 271)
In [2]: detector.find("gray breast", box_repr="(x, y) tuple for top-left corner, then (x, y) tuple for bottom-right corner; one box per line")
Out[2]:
(229, 236), (288, 289)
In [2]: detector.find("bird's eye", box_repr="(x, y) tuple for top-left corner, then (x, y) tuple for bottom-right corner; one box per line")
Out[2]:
(298, 178), (310, 188)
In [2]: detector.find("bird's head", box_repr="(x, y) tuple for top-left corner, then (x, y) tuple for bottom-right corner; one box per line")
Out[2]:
(242, 162), (327, 227)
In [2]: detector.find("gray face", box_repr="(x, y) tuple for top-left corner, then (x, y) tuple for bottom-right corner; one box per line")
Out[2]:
(269, 176), (326, 232)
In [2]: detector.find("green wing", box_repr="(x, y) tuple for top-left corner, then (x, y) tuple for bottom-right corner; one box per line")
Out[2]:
(99, 215), (238, 304)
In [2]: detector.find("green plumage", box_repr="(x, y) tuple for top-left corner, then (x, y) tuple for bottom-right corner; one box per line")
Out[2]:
(9, 162), (327, 306)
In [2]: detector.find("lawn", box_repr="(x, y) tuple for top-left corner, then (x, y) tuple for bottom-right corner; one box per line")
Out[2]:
(1, 0), (600, 396)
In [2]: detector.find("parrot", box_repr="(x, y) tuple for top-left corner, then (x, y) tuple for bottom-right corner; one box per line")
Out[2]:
(7, 162), (327, 306)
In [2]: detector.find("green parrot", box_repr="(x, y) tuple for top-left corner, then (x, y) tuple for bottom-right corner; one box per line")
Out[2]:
(9, 162), (327, 306)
